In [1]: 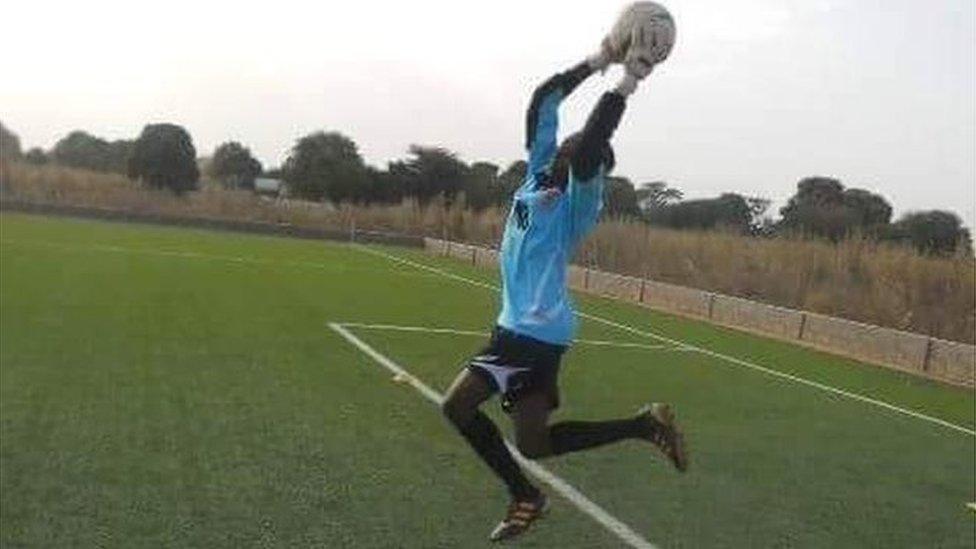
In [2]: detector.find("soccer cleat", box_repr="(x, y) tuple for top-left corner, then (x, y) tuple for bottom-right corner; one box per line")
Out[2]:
(489, 492), (549, 542)
(638, 402), (688, 472)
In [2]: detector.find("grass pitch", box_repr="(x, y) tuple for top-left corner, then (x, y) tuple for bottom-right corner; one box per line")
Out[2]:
(1, 213), (973, 547)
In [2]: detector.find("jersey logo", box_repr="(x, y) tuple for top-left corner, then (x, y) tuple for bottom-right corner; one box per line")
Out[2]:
(513, 199), (530, 230)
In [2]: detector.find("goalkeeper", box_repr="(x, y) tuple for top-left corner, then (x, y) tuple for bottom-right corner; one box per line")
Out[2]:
(440, 18), (688, 544)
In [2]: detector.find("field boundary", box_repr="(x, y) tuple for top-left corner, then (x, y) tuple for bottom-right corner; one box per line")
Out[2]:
(423, 238), (976, 389)
(328, 322), (658, 549)
(354, 244), (975, 437)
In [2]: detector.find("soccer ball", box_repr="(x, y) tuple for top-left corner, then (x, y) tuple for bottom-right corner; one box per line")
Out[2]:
(605, 2), (676, 68)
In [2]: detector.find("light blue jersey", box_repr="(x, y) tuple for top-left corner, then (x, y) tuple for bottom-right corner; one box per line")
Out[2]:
(496, 88), (605, 346)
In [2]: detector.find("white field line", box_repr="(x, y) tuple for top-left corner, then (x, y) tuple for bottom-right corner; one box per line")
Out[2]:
(1, 239), (321, 268)
(328, 322), (657, 549)
(0, 239), (443, 281)
(352, 245), (976, 438)
(336, 321), (684, 352)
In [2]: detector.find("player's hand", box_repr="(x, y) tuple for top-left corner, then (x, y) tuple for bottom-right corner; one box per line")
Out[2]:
(589, 15), (636, 72)
(622, 18), (674, 80)
(623, 25), (657, 80)
(603, 11), (637, 64)
(614, 25), (659, 96)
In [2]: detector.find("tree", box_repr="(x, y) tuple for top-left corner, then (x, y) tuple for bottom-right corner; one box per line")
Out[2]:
(362, 166), (404, 205)
(885, 211), (973, 256)
(395, 145), (468, 205)
(636, 181), (682, 213)
(127, 123), (199, 193)
(50, 131), (131, 173)
(105, 140), (134, 173)
(0, 121), (22, 161)
(842, 188), (892, 229)
(210, 141), (263, 190)
(603, 176), (640, 218)
(282, 131), (367, 203)
(648, 193), (754, 233)
(713, 193), (758, 233)
(52, 131), (112, 170)
(463, 161), (499, 210)
(23, 148), (48, 165)
(778, 176), (844, 238)
(779, 176), (892, 240)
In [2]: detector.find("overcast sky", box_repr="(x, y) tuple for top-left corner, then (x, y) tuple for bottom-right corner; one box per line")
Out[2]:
(3, 0), (974, 226)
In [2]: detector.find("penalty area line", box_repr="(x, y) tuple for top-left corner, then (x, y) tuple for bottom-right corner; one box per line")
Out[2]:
(336, 321), (687, 352)
(328, 322), (658, 549)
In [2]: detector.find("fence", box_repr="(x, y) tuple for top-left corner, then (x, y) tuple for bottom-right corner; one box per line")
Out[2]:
(423, 237), (975, 389)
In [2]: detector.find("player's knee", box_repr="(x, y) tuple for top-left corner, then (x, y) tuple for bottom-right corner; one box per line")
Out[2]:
(516, 434), (552, 460)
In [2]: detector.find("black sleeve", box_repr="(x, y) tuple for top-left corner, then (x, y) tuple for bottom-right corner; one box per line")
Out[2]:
(524, 61), (594, 150)
(571, 91), (627, 181)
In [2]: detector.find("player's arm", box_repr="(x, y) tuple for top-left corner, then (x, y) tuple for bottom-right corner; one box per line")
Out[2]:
(524, 61), (595, 174)
(570, 90), (627, 182)
(565, 73), (645, 239)
(570, 74), (639, 183)
(571, 11), (662, 182)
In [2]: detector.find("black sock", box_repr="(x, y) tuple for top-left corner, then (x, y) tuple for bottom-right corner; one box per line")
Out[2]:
(457, 411), (538, 500)
(548, 418), (648, 456)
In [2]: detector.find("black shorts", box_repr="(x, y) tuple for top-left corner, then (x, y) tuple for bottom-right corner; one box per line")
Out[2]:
(466, 326), (567, 413)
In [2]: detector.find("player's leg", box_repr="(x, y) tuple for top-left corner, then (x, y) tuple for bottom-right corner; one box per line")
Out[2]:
(441, 369), (540, 502)
(551, 413), (661, 455)
(512, 392), (648, 458)
(511, 391), (555, 458)
(511, 386), (688, 470)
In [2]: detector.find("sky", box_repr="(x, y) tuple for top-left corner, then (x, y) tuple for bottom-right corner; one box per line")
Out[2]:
(3, 0), (974, 227)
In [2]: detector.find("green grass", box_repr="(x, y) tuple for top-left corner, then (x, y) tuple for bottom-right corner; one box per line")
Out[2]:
(2, 212), (973, 548)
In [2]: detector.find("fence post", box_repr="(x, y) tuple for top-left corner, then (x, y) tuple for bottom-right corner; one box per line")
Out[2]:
(922, 338), (934, 372)
(797, 312), (808, 340)
(441, 213), (449, 256)
(707, 293), (716, 320)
